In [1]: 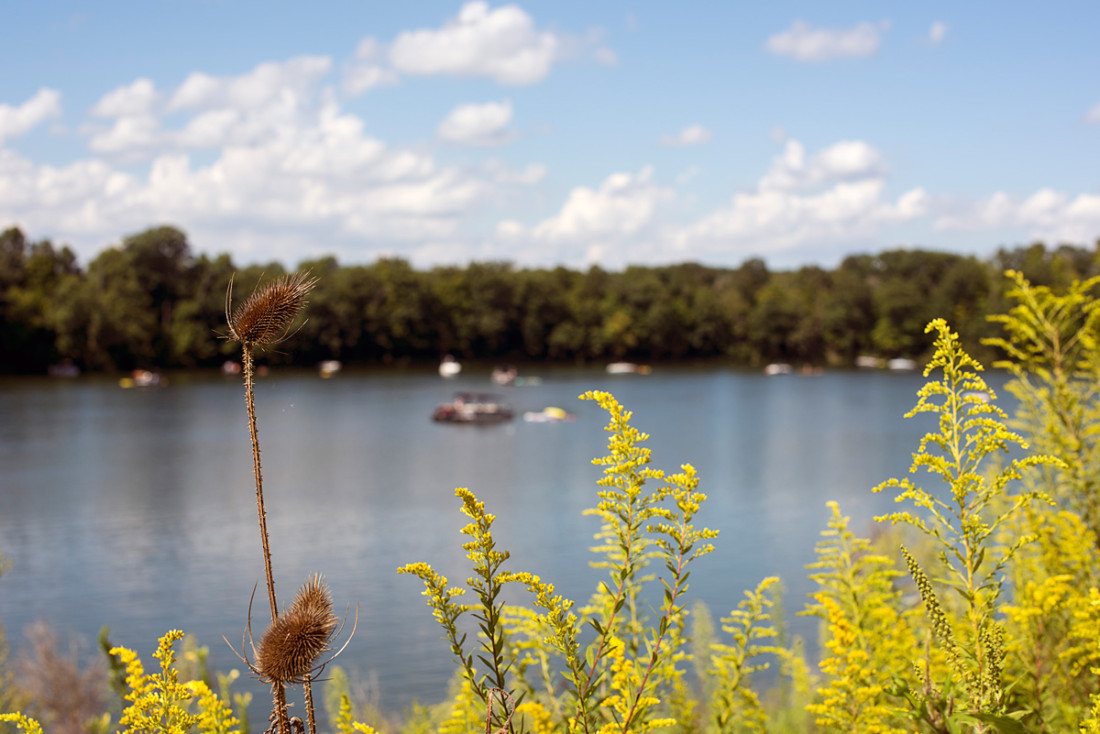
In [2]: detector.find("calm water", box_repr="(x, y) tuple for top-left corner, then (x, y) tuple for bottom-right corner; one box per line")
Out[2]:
(0, 364), (998, 717)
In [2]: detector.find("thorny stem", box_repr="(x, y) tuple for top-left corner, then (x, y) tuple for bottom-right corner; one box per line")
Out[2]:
(304, 677), (317, 734)
(243, 343), (287, 734)
(243, 343), (279, 623)
(273, 685), (291, 734)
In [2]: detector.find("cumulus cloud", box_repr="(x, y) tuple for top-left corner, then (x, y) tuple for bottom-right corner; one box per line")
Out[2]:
(1087, 101), (1100, 124)
(674, 138), (923, 260)
(91, 78), (160, 118)
(437, 100), (515, 146)
(170, 55), (331, 112)
(531, 167), (671, 241)
(936, 188), (1100, 245)
(88, 115), (163, 156)
(78, 57), (338, 161)
(928, 21), (948, 45)
(389, 2), (561, 84)
(766, 20), (888, 62)
(493, 166), (676, 264)
(660, 124), (712, 147)
(0, 57), (524, 265)
(759, 139), (887, 193)
(342, 38), (400, 96)
(0, 88), (62, 144)
(482, 159), (546, 184)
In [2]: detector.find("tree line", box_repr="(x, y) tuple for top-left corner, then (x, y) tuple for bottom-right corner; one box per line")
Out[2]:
(1, 224), (1098, 374)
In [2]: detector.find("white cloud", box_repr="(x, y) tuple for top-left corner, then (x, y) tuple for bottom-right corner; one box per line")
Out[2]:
(0, 88), (62, 144)
(88, 114), (162, 155)
(169, 55), (331, 112)
(1087, 101), (1100, 124)
(389, 1), (561, 85)
(928, 21), (948, 45)
(766, 20), (888, 62)
(593, 47), (618, 67)
(660, 124), (712, 147)
(674, 138), (922, 260)
(676, 165), (700, 185)
(437, 100), (514, 146)
(483, 159), (546, 184)
(936, 188), (1100, 245)
(91, 78), (160, 118)
(531, 167), (671, 241)
(342, 38), (400, 96)
(759, 139), (886, 193)
(493, 166), (675, 265)
(0, 75), (523, 265)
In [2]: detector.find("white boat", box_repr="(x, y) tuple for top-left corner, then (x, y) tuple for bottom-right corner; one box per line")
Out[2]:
(607, 362), (637, 374)
(432, 393), (513, 424)
(887, 358), (918, 371)
(764, 363), (793, 376)
(120, 369), (165, 389)
(439, 355), (462, 378)
(606, 362), (652, 375)
(319, 360), (342, 378)
(523, 406), (576, 423)
(491, 365), (517, 386)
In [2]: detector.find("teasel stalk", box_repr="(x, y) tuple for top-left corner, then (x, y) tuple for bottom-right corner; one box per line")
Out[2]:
(226, 271), (318, 734)
(247, 574), (346, 734)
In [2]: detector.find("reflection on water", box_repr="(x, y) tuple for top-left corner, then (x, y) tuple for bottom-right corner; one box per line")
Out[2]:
(0, 365), (1005, 716)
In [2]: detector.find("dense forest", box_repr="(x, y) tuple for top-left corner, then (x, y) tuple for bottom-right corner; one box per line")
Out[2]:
(1, 224), (1098, 374)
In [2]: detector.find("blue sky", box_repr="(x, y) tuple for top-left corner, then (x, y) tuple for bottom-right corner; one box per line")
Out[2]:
(2, 2), (1098, 270)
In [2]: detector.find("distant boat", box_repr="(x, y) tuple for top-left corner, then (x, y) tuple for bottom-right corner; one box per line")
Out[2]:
(887, 358), (918, 371)
(432, 393), (513, 425)
(523, 406), (576, 423)
(764, 363), (793, 376)
(319, 360), (342, 378)
(439, 355), (462, 378)
(491, 365), (517, 386)
(606, 362), (652, 375)
(120, 369), (164, 389)
(47, 360), (79, 378)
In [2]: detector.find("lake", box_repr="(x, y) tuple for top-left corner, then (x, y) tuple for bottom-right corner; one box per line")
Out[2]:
(0, 364), (996, 719)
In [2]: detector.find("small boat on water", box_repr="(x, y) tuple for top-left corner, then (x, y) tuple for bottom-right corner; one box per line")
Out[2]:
(523, 406), (576, 423)
(606, 362), (652, 375)
(120, 369), (165, 389)
(319, 360), (342, 378)
(887, 358), (918, 371)
(432, 393), (514, 425)
(439, 355), (462, 378)
(491, 365), (517, 386)
(47, 360), (80, 378)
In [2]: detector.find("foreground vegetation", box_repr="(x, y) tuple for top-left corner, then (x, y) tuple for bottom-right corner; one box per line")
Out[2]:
(5, 266), (1100, 733)
(2, 224), (1100, 373)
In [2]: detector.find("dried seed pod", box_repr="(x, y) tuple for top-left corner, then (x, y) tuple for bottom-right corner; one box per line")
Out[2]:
(227, 271), (318, 347)
(254, 574), (338, 685)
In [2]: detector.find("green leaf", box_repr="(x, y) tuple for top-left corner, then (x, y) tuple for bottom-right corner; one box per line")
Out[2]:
(954, 711), (1029, 734)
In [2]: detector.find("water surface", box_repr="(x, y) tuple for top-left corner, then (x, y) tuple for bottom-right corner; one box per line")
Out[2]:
(0, 365), (988, 715)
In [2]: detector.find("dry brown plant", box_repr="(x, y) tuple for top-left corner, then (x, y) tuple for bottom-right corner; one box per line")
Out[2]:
(225, 271), (317, 734)
(16, 622), (106, 734)
(253, 574), (339, 686)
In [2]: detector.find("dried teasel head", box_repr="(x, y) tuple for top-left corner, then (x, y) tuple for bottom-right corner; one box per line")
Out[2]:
(254, 574), (339, 685)
(226, 271), (318, 348)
